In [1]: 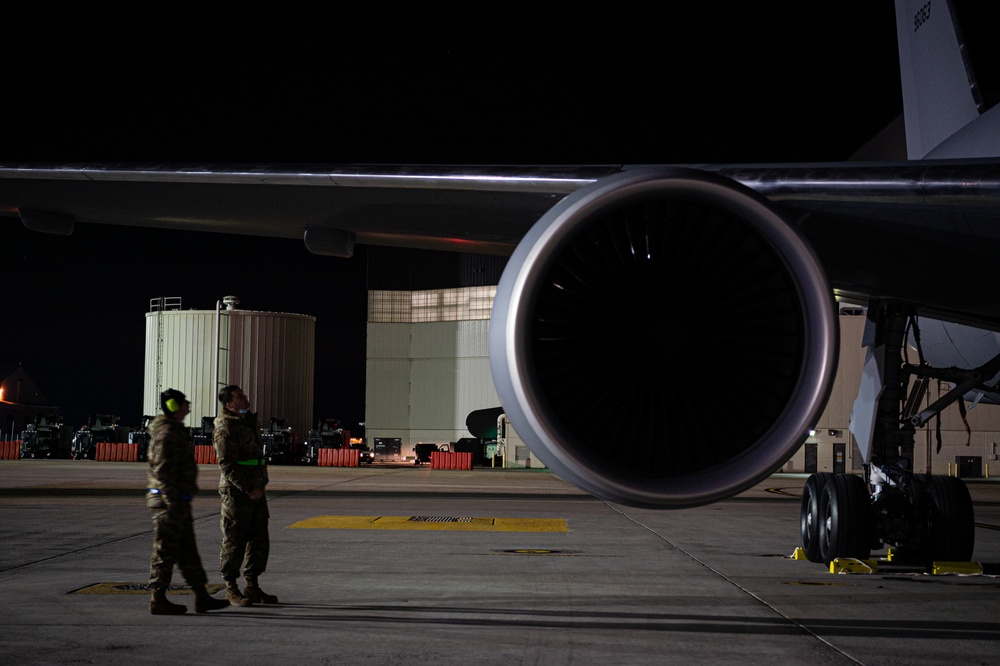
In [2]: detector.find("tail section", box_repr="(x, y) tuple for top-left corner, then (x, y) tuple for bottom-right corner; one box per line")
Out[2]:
(894, 0), (999, 159)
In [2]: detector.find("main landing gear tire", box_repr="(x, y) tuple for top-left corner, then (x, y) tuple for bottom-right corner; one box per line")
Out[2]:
(924, 475), (975, 562)
(819, 473), (873, 565)
(799, 472), (834, 563)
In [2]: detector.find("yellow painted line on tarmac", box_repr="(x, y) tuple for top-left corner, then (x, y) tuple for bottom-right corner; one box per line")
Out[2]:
(288, 515), (568, 532)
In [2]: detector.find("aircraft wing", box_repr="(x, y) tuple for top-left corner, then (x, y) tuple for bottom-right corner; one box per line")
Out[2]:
(3, 159), (999, 326)
(0, 163), (618, 256)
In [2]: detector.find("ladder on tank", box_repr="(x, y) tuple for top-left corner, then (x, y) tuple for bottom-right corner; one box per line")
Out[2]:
(149, 297), (182, 410)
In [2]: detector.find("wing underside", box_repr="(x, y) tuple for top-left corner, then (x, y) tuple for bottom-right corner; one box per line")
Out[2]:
(3, 160), (999, 326)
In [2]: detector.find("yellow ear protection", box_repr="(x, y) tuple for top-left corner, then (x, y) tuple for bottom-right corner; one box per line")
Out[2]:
(161, 389), (188, 415)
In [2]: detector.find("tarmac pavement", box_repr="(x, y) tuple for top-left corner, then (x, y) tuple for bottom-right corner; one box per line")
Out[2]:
(0, 460), (998, 665)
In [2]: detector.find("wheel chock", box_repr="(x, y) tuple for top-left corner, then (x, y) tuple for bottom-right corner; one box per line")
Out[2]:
(829, 558), (878, 574)
(791, 547), (807, 560)
(932, 561), (983, 575)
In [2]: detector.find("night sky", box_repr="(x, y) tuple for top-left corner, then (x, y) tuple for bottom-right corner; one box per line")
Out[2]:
(4, 3), (991, 435)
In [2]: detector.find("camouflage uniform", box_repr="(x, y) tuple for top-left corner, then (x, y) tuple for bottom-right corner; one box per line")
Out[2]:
(147, 414), (209, 591)
(213, 409), (270, 584)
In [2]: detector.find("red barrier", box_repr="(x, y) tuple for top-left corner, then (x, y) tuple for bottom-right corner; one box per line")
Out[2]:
(318, 447), (360, 467)
(195, 445), (217, 465)
(0, 440), (21, 460)
(430, 451), (472, 470)
(91, 442), (140, 462)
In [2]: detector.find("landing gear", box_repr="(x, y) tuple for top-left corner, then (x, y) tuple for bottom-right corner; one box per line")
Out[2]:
(818, 474), (872, 564)
(800, 472), (873, 565)
(799, 472), (833, 563)
(797, 299), (984, 568)
(800, 470), (975, 566)
(924, 475), (975, 562)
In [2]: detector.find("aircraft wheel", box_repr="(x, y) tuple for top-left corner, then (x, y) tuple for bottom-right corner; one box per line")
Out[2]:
(819, 474), (873, 564)
(799, 472), (834, 563)
(925, 475), (975, 562)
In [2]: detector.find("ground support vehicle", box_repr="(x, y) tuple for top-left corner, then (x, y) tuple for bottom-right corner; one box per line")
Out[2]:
(70, 414), (127, 460)
(20, 412), (71, 459)
(348, 442), (375, 464)
(301, 419), (347, 465)
(800, 301), (979, 567)
(128, 415), (154, 461)
(189, 416), (214, 448)
(414, 442), (445, 465)
(261, 417), (299, 464)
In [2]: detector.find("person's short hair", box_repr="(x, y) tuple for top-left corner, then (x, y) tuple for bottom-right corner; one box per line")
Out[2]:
(218, 384), (242, 406)
(160, 388), (188, 415)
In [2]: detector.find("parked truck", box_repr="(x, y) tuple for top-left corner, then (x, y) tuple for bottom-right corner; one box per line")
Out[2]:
(21, 412), (72, 459)
(302, 419), (350, 465)
(70, 414), (128, 460)
(261, 417), (299, 464)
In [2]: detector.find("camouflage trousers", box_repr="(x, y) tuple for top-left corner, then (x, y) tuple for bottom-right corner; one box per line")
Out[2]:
(218, 488), (270, 582)
(149, 501), (209, 590)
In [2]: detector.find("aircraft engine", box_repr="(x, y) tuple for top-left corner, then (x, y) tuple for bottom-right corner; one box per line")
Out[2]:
(489, 167), (838, 508)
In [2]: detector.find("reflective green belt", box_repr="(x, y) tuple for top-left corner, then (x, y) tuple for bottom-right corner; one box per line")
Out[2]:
(237, 457), (265, 466)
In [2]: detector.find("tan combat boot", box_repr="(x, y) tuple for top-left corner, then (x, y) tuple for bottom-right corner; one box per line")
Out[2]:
(149, 587), (187, 615)
(193, 585), (230, 613)
(244, 578), (278, 604)
(225, 580), (254, 607)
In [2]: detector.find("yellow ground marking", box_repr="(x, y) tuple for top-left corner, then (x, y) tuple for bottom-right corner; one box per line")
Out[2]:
(932, 561), (983, 575)
(288, 515), (568, 532)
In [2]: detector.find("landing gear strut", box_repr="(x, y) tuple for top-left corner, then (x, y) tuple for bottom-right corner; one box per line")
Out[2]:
(799, 300), (984, 565)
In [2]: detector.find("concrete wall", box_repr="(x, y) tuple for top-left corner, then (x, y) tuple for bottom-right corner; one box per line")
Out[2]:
(366, 317), (501, 459)
(366, 291), (1000, 476)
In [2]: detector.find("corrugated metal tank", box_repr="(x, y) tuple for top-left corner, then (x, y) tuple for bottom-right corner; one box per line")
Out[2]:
(143, 297), (315, 437)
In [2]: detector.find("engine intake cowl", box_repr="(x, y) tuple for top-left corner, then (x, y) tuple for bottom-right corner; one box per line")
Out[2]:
(489, 168), (838, 508)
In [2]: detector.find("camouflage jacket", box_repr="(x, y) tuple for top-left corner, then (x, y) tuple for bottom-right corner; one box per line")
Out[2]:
(147, 415), (198, 502)
(213, 410), (268, 495)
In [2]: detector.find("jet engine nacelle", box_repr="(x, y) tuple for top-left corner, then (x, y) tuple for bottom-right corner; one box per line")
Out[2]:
(489, 168), (839, 508)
